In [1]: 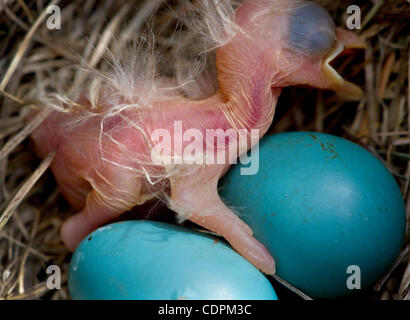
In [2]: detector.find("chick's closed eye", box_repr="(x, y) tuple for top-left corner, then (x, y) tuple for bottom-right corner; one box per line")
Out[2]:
(288, 1), (337, 59)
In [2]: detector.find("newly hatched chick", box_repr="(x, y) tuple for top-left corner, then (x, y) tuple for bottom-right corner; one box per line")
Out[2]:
(31, 0), (365, 274)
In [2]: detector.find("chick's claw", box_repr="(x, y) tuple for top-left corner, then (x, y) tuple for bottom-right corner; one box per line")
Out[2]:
(169, 168), (276, 274)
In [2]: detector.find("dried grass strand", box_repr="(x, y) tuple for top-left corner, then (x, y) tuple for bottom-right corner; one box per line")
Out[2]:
(0, 107), (51, 161)
(0, 0), (60, 91)
(0, 151), (55, 232)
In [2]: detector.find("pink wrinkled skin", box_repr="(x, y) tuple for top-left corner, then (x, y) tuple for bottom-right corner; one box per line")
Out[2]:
(31, 0), (363, 274)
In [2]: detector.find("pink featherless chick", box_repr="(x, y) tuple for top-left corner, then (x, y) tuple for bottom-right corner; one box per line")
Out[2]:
(31, 0), (365, 274)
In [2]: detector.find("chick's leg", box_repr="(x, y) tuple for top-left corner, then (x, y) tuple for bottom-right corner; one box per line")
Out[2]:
(61, 167), (142, 251)
(61, 189), (121, 251)
(169, 167), (276, 275)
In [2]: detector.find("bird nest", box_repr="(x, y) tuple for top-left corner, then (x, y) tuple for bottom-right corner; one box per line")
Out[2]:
(0, 0), (409, 300)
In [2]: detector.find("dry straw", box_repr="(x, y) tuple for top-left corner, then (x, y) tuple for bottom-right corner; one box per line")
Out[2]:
(0, 0), (408, 300)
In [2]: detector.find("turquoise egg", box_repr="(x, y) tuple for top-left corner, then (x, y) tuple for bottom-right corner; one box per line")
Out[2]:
(68, 221), (278, 300)
(220, 132), (406, 298)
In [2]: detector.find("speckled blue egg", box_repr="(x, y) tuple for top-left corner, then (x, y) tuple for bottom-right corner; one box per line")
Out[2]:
(220, 132), (406, 298)
(68, 221), (278, 300)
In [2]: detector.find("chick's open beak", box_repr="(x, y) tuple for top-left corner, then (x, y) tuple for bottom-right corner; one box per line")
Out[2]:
(322, 28), (366, 100)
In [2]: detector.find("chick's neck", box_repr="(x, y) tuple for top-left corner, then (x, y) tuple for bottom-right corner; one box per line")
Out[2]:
(215, 38), (282, 137)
